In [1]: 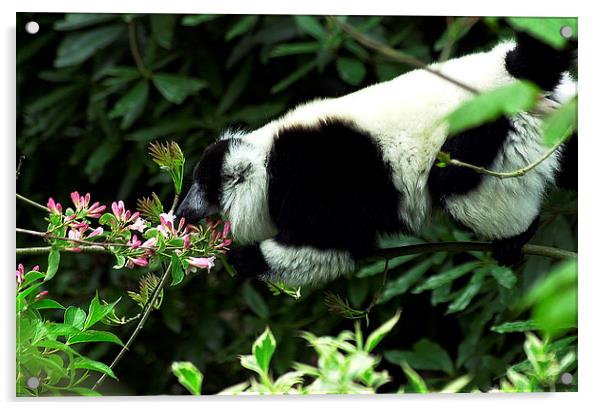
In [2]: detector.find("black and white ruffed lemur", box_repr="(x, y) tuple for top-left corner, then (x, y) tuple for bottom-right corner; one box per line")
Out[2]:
(176, 31), (577, 286)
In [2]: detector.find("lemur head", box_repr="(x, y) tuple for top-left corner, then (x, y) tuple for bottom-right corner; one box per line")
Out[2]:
(176, 134), (277, 244)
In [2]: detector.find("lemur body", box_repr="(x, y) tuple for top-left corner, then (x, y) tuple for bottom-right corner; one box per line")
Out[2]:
(177, 32), (576, 286)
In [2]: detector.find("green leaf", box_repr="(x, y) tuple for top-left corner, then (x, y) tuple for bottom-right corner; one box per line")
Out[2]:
(365, 310), (401, 353)
(170, 253), (185, 286)
(152, 73), (206, 104)
(400, 362), (429, 393)
(440, 375), (472, 393)
(99, 212), (117, 227)
(68, 330), (124, 346)
(446, 82), (541, 136)
(243, 282), (269, 319)
(379, 259), (435, 303)
(293, 16), (327, 40)
(113, 254), (126, 269)
(489, 265), (517, 289)
(385, 339), (454, 375)
(507, 17), (577, 49)
(150, 14), (176, 49)
(181, 15), (220, 26)
(542, 97), (577, 146)
(336, 57), (367, 86)
(271, 60), (316, 94)
(109, 80), (149, 129)
(491, 320), (540, 333)
(45, 248), (60, 281)
(73, 357), (118, 380)
(45, 323), (81, 338)
(252, 327), (277, 376)
(84, 292), (120, 330)
(64, 306), (87, 330)
(54, 24), (125, 67)
(29, 299), (65, 310)
(172, 361), (204, 395)
(71, 387), (102, 396)
(226, 15), (259, 41)
(54, 14), (118, 30)
(269, 42), (320, 58)
(217, 59), (252, 114)
(413, 261), (481, 293)
(446, 269), (486, 313)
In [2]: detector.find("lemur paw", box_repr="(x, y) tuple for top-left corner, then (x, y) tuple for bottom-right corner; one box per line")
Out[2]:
(491, 217), (540, 267)
(492, 238), (525, 267)
(228, 244), (271, 279)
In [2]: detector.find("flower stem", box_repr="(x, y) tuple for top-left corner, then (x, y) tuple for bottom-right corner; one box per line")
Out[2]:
(92, 261), (173, 391)
(16, 193), (49, 212)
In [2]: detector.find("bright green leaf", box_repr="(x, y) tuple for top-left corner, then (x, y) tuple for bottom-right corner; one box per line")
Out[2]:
(252, 327), (277, 376)
(365, 310), (401, 353)
(507, 17), (577, 50)
(446, 82), (541, 136)
(170, 253), (185, 286)
(542, 97), (577, 146)
(45, 248), (60, 281)
(64, 306), (87, 330)
(171, 361), (204, 395)
(68, 330), (124, 346)
(74, 357), (117, 380)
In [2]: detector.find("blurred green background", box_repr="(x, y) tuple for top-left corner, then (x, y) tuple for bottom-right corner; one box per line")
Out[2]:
(16, 14), (577, 394)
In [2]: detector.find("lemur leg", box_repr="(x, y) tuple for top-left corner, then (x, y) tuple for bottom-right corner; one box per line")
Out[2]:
(228, 235), (355, 286)
(428, 117), (545, 267)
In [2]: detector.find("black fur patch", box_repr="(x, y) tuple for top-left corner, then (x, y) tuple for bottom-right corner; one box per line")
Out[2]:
(229, 244), (271, 278)
(505, 31), (573, 91)
(492, 216), (540, 267)
(266, 119), (403, 258)
(193, 139), (232, 206)
(428, 117), (512, 202)
(556, 133), (578, 191)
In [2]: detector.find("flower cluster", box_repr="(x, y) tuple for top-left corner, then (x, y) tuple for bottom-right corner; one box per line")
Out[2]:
(16, 263), (39, 285)
(43, 191), (231, 278)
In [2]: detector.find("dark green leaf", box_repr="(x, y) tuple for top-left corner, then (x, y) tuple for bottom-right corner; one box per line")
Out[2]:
(150, 14), (176, 49)
(413, 261), (481, 293)
(293, 16), (326, 40)
(54, 14), (118, 31)
(491, 320), (540, 333)
(269, 42), (320, 58)
(54, 25), (125, 67)
(217, 59), (252, 114)
(379, 259), (435, 303)
(446, 269), (486, 313)
(271, 60), (316, 94)
(489, 265), (517, 289)
(181, 15), (220, 26)
(226, 15), (259, 41)
(385, 338), (454, 375)
(336, 57), (367, 86)
(243, 282), (269, 319)
(108, 80), (149, 129)
(152, 73), (206, 104)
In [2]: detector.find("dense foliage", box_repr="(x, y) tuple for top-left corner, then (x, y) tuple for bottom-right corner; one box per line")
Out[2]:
(16, 13), (577, 395)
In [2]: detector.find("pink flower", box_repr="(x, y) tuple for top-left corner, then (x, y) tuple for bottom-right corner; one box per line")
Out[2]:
(16, 264), (25, 285)
(129, 217), (148, 233)
(186, 256), (216, 272)
(223, 221), (231, 238)
(183, 234), (191, 250)
(68, 228), (82, 241)
(86, 202), (107, 218)
(141, 237), (157, 250)
(111, 200), (139, 224)
(71, 221), (89, 230)
(126, 256), (148, 268)
(47, 198), (62, 215)
(129, 234), (142, 249)
(157, 211), (186, 239)
(87, 227), (104, 238)
(35, 290), (49, 301)
(71, 191), (90, 211)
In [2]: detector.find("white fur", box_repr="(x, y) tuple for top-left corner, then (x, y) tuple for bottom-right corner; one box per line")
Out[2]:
(220, 140), (277, 244)
(259, 239), (355, 286)
(444, 113), (561, 239)
(553, 72), (577, 103)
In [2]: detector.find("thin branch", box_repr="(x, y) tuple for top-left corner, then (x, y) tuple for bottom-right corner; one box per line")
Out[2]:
(16, 155), (25, 181)
(444, 137), (566, 179)
(16, 193), (49, 213)
(329, 17), (480, 95)
(128, 20), (152, 79)
(16, 246), (109, 256)
(16, 227), (134, 249)
(92, 261), (173, 391)
(368, 242), (576, 262)
(169, 192), (180, 215)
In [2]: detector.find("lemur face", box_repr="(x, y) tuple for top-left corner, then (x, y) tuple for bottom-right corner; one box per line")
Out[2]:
(176, 137), (277, 244)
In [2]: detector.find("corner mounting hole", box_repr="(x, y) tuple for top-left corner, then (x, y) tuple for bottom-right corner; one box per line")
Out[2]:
(25, 21), (39, 34)
(560, 25), (573, 39)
